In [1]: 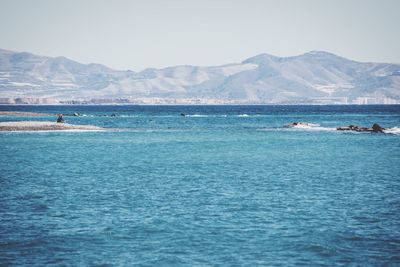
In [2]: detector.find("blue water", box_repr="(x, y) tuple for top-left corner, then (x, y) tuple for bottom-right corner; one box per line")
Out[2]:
(1, 105), (400, 266)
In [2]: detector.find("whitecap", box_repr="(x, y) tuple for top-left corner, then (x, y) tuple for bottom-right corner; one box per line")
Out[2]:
(383, 127), (400, 135)
(288, 122), (336, 131)
(186, 114), (208, 117)
(118, 115), (139, 117)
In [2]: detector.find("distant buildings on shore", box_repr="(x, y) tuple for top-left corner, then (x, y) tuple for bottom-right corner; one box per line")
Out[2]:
(0, 97), (399, 105)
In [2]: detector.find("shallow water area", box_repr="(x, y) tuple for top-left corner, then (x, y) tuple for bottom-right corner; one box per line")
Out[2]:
(0, 105), (400, 266)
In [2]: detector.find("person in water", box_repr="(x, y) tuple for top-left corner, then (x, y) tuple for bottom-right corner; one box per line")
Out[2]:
(57, 114), (65, 123)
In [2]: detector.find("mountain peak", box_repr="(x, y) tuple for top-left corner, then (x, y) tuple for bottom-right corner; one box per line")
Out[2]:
(242, 53), (278, 64)
(299, 50), (348, 60)
(305, 50), (333, 55)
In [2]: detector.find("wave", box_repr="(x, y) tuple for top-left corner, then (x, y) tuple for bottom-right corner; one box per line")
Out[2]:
(187, 113), (262, 117)
(383, 127), (400, 135)
(116, 128), (188, 133)
(118, 115), (139, 117)
(69, 113), (266, 118)
(187, 114), (255, 117)
(283, 123), (400, 135)
(186, 114), (209, 117)
(185, 114), (235, 117)
(287, 122), (336, 132)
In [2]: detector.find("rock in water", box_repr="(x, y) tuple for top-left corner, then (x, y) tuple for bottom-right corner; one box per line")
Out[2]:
(372, 123), (384, 133)
(337, 123), (385, 133)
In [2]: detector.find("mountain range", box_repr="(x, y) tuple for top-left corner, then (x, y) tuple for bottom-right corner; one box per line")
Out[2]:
(0, 48), (399, 104)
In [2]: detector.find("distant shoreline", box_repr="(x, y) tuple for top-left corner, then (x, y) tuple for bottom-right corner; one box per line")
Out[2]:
(1, 103), (400, 106)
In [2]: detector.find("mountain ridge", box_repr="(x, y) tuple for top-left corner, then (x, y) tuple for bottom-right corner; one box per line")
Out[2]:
(0, 49), (399, 104)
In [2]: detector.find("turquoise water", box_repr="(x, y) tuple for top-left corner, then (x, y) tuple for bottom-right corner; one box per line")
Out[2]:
(1, 105), (400, 266)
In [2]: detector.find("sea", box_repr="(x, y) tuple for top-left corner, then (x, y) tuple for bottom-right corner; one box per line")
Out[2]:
(0, 105), (399, 266)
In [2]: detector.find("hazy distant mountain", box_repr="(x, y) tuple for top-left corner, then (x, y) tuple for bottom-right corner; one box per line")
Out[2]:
(0, 48), (399, 104)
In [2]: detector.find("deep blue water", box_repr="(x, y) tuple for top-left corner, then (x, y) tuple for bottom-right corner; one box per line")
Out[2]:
(1, 105), (400, 266)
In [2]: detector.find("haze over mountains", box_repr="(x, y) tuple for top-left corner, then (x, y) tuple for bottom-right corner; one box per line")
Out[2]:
(0, 48), (399, 104)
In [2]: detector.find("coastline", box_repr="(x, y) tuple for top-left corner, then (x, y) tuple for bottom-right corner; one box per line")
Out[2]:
(0, 121), (104, 132)
(0, 111), (53, 116)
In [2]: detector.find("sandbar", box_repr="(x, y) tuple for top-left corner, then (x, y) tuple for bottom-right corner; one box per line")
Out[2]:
(0, 121), (104, 132)
(0, 111), (53, 117)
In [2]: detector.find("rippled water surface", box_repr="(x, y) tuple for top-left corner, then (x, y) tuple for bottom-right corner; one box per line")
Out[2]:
(1, 105), (400, 266)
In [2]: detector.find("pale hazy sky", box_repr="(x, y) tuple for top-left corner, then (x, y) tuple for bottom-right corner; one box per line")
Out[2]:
(0, 0), (399, 71)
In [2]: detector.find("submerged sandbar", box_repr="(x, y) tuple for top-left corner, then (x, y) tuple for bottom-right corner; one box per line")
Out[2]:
(0, 121), (103, 132)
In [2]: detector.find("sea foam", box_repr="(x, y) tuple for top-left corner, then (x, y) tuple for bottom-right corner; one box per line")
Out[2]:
(289, 122), (336, 131)
(384, 127), (400, 135)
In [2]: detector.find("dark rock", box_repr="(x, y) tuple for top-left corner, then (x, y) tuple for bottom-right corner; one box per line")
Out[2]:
(360, 127), (371, 132)
(337, 124), (385, 133)
(56, 114), (65, 123)
(337, 125), (358, 131)
(337, 127), (348, 131)
(372, 123), (384, 133)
